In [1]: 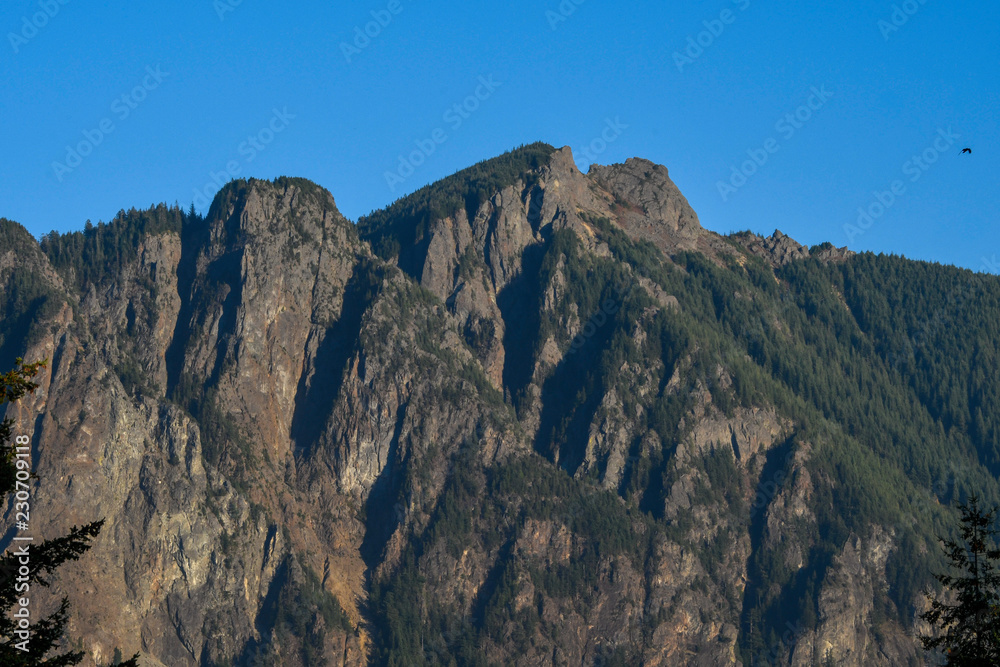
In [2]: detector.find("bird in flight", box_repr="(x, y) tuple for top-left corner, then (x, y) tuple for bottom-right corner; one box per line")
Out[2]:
(962, 148), (972, 154)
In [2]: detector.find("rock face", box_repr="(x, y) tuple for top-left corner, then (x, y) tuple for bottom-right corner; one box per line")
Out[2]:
(731, 229), (854, 268)
(589, 157), (703, 253)
(0, 146), (945, 666)
(2, 180), (526, 665)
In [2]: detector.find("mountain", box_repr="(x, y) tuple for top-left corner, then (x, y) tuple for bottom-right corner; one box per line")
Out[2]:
(2, 143), (1000, 665)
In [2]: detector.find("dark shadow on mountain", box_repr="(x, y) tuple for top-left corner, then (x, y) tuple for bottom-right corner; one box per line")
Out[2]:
(359, 401), (408, 571)
(360, 209), (433, 283)
(164, 215), (210, 400)
(232, 551), (290, 665)
(533, 309), (614, 474)
(470, 534), (516, 628)
(0, 280), (60, 373)
(498, 241), (548, 412)
(638, 448), (670, 519)
(616, 433), (647, 500)
(525, 185), (545, 235)
(290, 260), (382, 456)
(739, 433), (825, 662)
(205, 250), (245, 388)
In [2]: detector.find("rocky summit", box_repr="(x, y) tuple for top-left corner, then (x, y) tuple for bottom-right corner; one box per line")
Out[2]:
(2, 142), (998, 665)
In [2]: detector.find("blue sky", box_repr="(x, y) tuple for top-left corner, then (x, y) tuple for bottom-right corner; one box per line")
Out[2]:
(1, 0), (997, 272)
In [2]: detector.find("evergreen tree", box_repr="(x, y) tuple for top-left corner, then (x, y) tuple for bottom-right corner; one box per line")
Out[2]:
(921, 495), (1000, 665)
(0, 359), (138, 666)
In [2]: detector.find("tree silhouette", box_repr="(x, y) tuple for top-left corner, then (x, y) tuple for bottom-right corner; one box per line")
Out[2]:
(921, 494), (1000, 665)
(0, 359), (138, 666)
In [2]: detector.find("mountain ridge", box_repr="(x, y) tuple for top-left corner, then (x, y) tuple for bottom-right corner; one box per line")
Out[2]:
(1, 144), (997, 665)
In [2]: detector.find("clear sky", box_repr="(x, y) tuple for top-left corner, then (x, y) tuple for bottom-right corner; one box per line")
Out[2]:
(1, 0), (997, 272)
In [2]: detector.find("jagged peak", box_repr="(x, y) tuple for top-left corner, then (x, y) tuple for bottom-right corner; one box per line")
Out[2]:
(729, 229), (853, 267)
(584, 155), (704, 256)
(547, 145), (580, 173)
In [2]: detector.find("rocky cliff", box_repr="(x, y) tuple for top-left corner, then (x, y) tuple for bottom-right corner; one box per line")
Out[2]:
(0, 143), (989, 665)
